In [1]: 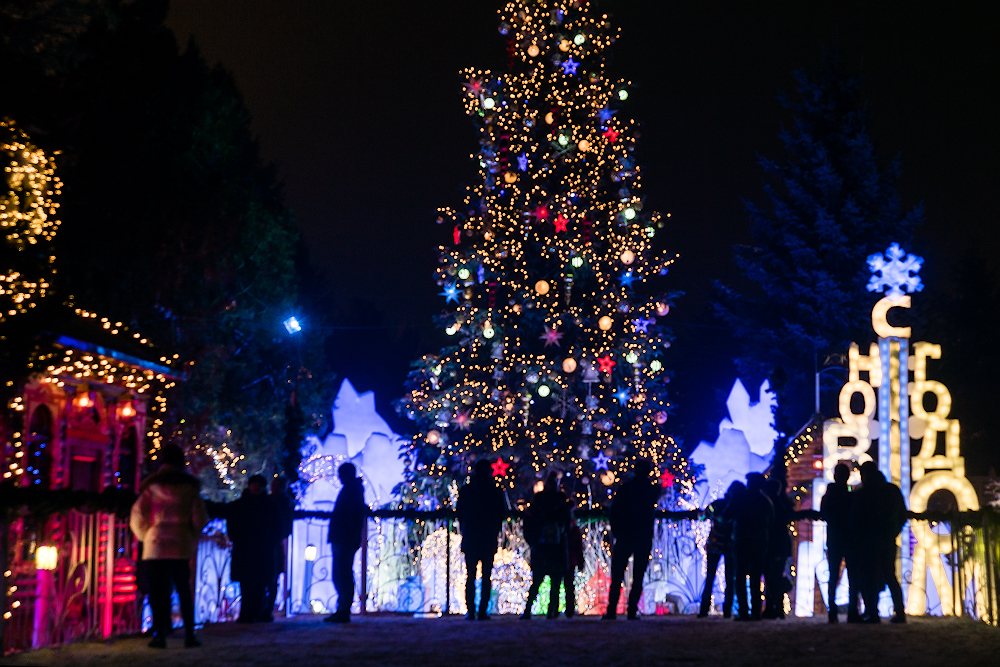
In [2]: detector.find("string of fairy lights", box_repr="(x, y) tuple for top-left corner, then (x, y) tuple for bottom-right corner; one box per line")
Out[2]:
(397, 1), (694, 506)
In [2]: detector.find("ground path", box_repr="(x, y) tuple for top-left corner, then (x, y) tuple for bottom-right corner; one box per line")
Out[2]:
(3, 614), (999, 667)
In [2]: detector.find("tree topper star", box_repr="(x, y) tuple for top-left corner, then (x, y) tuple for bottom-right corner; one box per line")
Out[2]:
(540, 325), (563, 347)
(491, 457), (510, 477)
(591, 451), (611, 471)
(561, 57), (580, 75)
(439, 283), (460, 303)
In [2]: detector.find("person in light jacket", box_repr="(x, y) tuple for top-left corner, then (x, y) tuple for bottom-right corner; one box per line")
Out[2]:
(130, 444), (208, 648)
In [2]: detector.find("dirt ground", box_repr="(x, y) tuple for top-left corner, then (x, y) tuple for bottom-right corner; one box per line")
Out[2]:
(3, 614), (999, 667)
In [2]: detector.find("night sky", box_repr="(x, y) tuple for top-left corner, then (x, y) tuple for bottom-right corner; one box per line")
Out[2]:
(165, 1), (998, 463)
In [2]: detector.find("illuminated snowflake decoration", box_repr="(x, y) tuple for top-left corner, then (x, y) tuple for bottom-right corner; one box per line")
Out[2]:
(866, 242), (924, 301)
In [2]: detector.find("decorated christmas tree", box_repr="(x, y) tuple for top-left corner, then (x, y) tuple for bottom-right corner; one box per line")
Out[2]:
(396, 0), (692, 508)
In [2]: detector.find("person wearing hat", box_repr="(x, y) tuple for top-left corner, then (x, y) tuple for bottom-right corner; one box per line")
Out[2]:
(130, 444), (208, 648)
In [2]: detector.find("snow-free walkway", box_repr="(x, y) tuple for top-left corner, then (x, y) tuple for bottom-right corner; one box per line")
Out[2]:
(4, 614), (999, 667)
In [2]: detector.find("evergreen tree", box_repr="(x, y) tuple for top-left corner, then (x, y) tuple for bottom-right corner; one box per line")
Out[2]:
(396, 0), (691, 508)
(716, 54), (922, 438)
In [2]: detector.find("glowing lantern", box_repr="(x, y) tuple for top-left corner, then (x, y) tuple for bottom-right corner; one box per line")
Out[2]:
(35, 546), (58, 571)
(562, 358), (578, 373)
(120, 402), (135, 418)
(598, 316), (613, 331)
(426, 430), (441, 445)
(535, 280), (550, 295)
(537, 384), (551, 398)
(620, 250), (635, 265)
(533, 480), (545, 493)
(656, 302), (670, 316)
(504, 172), (517, 184)
(482, 97), (496, 110)
(571, 256), (584, 268)
(76, 393), (91, 408)
(578, 139), (591, 152)
(527, 44), (540, 57)
(623, 207), (636, 221)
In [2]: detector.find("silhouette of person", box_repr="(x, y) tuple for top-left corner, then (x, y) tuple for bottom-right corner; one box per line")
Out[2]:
(727, 472), (773, 621)
(850, 461), (907, 623)
(699, 481), (743, 618)
(264, 476), (295, 621)
(762, 477), (793, 619)
(130, 444), (208, 648)
(324, 463), (367, 623)
(821, 462), (861, 623)
(522, 471), (571, 619)
(456, 459), (507, 620)
(565, 511), (585, 618)
(604, 459), (661, 620)
(221, 474), (280, 624)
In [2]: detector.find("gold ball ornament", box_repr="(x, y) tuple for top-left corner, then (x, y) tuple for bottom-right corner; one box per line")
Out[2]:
(654, 412), (668, 425)
(598, 315), (613, 331)
(527, 44), (540, 57)
(578, 139), (591, 152)
(545, 112), (555, 125)
(620, 250), (635, 265)
(535, 280), (551, 295)
(656, 302), (670, 316)
(562, 358), (578, 373)
(503, 172), (517, 184)
(426, 430), (441, 445)
(559, 39), (571, 52)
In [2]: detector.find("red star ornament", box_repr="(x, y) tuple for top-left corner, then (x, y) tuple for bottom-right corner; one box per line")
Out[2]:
(491, 457), (510, 477)
(533, 204), (550, 221)
(660, 470), (675, 488)
(603, 127), (620, 142)
(553, 214), (569, 233)
(597, 354), (616, 373)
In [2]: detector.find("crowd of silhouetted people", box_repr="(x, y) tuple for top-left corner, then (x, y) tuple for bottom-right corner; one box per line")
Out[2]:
(129, 445), (908, 649)
(458, 457), (908, 624)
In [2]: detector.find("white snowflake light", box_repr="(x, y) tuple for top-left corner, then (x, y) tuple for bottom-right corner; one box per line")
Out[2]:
(866, 242), (924, 301)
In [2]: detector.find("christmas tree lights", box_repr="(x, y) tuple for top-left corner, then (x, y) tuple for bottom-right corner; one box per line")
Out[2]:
(1, 118), (60, 322)
(397, 1), (691, 506)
